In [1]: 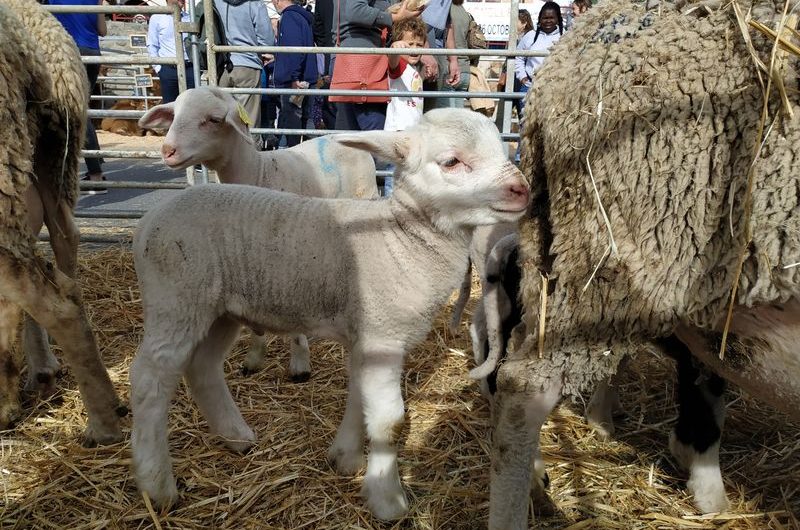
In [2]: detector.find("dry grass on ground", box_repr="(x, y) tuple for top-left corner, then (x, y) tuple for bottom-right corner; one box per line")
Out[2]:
(1, 248), (798, 529)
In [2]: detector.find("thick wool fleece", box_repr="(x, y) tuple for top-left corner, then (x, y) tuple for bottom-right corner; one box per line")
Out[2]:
(507, 0), (800, 396)
(0, 4), (47, 255)
(5, 0), (88, 210)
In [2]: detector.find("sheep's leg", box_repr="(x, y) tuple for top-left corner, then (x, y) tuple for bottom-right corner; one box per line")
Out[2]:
(0, 250), (122, 444)
(359, 349), (408, 520)
(489, 371), (562, 530)
(328, 350), (366, 474)
(130, 330), (195, 508)
(469, 303), (492, 399)
(185, 317), (256, 452)
(242, 330), (269, 375)
(584, 364), (625, 440)
(22, 315), (60, 397)
(666, 337), (728, 514)
(448, 258), (472, 334)
(287, 334), (311, 382)
(0, 299), (22, 429)
(22, 187), (78, 397)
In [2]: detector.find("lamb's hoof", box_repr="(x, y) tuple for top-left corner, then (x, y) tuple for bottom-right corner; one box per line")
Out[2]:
(81, 419), (124, 447)
(327, 446), (365, 475)
(362, 476), (409, 520)
(24, 369), (62, 399)
(240, 365), (258, 377)
(289, 371), (311, 383)
(690, 479), (729, 514)
(0, 401), (21, 430)
(541, 472), (550, 489)
(222, 430), (257, 453)
(531, 490), (558, 517)
(141, 481), (179, 510)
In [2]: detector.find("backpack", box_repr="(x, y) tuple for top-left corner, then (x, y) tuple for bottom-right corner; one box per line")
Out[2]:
(467, 14), (487, 49)
(194, 1), (233, 80)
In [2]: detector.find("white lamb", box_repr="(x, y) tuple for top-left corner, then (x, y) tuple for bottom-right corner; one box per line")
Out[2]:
(130, 108), (529, 520)
(138, 86), (379, 380)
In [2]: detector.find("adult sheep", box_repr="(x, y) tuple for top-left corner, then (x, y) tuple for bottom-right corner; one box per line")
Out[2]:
(138, 86), (379, 380)
(0, 0), (123, 444)
(489, 1), (800, 528)
(129, 108), (529, 519)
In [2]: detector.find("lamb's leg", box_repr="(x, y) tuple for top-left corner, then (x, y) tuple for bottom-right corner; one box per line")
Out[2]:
(0, 299), (22, 429)
(328, 350), (366, 474)
(0, 251), (122, 444)
(185, 317), (256, 452)
(667, 337), (728, 514)
(359, 349), (408, 520)
(22, 189), (78, 397)
(22, 316), (60, 397)
(242, 330), (269, 375)
(469, 303), (492, 399)
(448, 258), (472, 334)
(489, 369), (562, 530)
(130, 330), (195, 508)
(585, 374), (625, 440)
(287, 334), (311, 382)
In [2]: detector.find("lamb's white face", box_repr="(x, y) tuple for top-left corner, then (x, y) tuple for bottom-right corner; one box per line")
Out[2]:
(138, 87), (250, 171)
(335, 109), (530, 231)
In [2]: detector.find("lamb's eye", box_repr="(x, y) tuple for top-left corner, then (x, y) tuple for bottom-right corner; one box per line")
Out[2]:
(208, 116), (223, 124)
(442, 157), (460, 168)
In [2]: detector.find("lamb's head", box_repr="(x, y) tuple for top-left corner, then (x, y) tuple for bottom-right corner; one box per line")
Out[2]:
(138, 86), (252, 171)
(333, 109), (529, 232)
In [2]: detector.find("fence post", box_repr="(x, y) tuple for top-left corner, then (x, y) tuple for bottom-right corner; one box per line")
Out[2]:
(503, 0), (520, 160)
(203, 0), (218, 85)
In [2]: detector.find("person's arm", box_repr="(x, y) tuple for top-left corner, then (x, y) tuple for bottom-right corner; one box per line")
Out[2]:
(444, 19), (459, 85)
(514, 33), (531, 84)
(283, 13), (308, 86)
(419, 33), (438, 81)
(313, 0), (327, 45)
(388, 39), (407, 70)
(96, 0), (107, 37)
(254, 1), (275, 46)
(146, 15), (160, 57)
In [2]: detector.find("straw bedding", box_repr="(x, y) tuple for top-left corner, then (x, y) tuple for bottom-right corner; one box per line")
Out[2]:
(0, 246), (797, 529)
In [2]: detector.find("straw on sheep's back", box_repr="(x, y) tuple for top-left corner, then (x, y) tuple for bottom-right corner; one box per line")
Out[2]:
(508, 0), (800, 395)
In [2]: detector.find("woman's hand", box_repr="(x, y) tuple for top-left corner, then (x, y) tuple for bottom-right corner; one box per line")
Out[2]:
(390, 0), (424, 22)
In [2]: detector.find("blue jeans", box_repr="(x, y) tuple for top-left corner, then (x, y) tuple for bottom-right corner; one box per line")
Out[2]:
(436, 71), (471, 109)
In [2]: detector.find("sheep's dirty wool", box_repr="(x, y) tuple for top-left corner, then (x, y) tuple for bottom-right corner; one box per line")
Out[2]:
(510, 0), (800, 396)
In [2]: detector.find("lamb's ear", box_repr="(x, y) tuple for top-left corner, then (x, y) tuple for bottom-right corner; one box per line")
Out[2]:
(225, 101), (256, 144)
(138, 102), (175, 129)
(333, 131), (413, 164)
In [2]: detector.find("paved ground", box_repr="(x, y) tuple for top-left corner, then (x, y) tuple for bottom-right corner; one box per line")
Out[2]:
(73, 131), (183, 243)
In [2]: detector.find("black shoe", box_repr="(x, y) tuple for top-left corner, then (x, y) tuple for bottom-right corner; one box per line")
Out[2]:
(80, 174), (107, 195)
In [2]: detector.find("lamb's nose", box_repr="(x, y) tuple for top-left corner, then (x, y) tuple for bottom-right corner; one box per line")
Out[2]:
(161, 143), (176, 159)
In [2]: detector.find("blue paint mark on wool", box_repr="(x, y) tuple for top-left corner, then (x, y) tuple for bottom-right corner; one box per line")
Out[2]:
(317, 136), (344, 195)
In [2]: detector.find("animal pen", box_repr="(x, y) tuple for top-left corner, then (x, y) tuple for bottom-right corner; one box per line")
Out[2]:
(0, 1), (798, 529)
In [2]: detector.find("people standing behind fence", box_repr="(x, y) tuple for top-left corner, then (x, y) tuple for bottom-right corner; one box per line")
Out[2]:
(51, 0), (108, 194)
(272, 0), (318, 147)
(147, 0), (195, 104)
(213, 0), (275, 148)
(420, 0), (462, 111)
(514, 2), (563, 104)
(437, 0), (472, 109)
(382, 17), (426, 195)
(312, 0), (336, 129)
(331, 0), (423, 132)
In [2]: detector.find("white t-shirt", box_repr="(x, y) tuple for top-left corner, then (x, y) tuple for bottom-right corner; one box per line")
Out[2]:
(384, 58), (424, 132)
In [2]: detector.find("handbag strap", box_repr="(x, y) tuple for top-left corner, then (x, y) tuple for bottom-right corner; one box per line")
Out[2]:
(336, 0), (341, 46)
